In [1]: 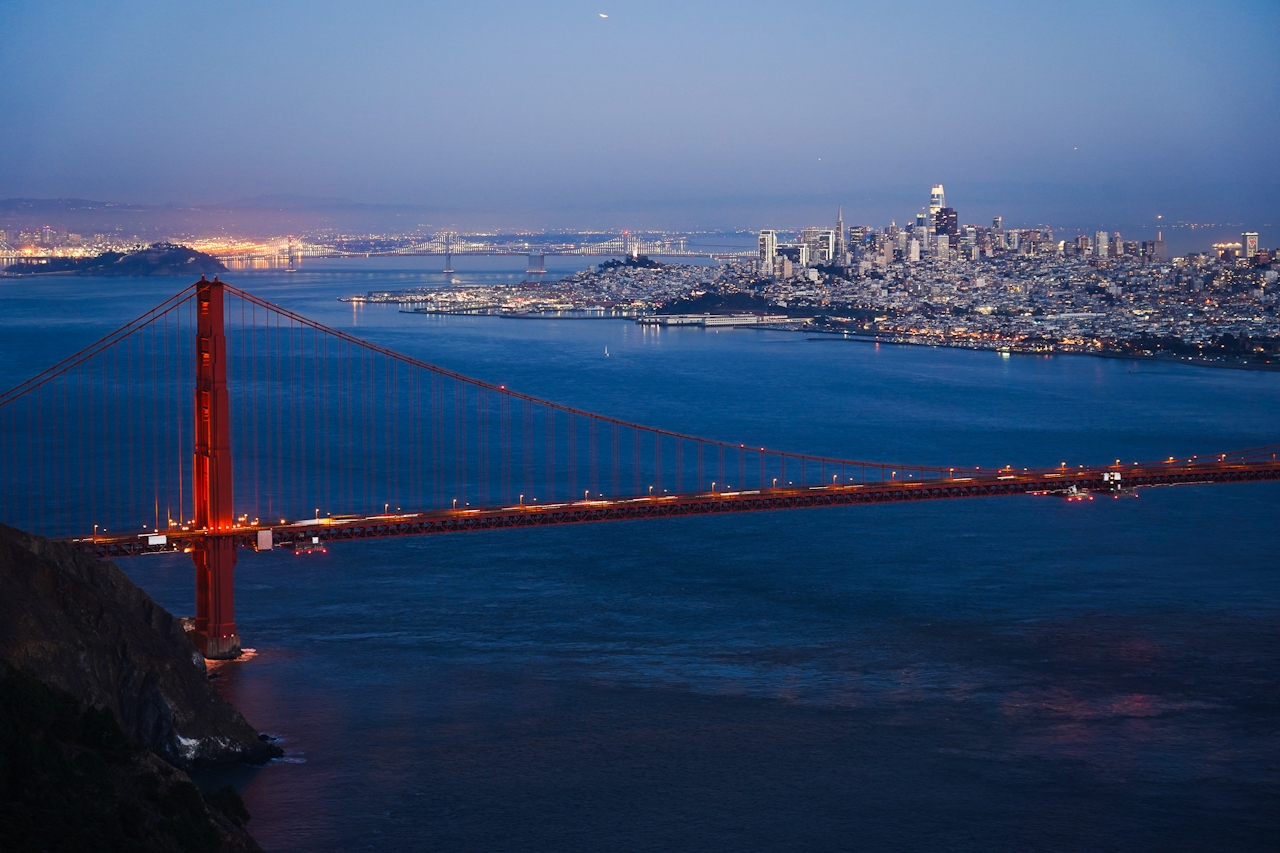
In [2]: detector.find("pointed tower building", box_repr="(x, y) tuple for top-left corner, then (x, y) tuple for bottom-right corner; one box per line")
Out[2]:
(834, 207), (847, 265)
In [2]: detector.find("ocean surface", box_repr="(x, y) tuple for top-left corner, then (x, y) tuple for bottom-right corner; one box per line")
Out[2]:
(2, 257), (1278, 851)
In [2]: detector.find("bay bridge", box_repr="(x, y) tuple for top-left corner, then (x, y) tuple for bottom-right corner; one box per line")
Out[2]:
(217, 232), (757, 265)
(2, 277), (1276, 659)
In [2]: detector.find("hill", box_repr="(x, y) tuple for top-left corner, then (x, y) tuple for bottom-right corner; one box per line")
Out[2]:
(4, 243), (227, 276)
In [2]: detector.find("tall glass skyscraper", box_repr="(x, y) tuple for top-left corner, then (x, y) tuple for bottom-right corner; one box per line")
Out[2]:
(929, 184), (946, 219)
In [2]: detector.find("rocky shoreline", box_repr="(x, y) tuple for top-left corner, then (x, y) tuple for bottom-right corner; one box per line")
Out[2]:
(0, 521), (280, 850)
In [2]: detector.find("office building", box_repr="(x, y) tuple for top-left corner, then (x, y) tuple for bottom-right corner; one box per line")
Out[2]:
(1143, 231), (1168, 263)
(834, 208), (846, 263)
(801, 228), (836, 265)
(929, 184), (945, 219)
(934, 207), (958, 238)
(758, 230), (777, 274)
(1242, 232), (1259, 259)
(1094, 231), (1109, 257)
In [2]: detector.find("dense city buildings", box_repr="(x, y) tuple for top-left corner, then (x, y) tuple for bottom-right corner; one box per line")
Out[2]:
(3, 187), (1276, 368)
(741, 188), (1277, 366)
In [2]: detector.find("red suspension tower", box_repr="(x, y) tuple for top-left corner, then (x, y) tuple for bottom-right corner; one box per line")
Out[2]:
(191, 276), (241, 659)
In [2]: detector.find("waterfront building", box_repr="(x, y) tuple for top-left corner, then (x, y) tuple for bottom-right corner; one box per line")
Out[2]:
(1094, 231), (1109, 257)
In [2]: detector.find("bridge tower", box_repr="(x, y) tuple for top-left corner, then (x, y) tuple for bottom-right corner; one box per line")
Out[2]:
(191, 276), (241, 660)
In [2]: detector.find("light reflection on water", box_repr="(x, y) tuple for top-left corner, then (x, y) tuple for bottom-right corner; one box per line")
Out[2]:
(2, 263), (1279, 852)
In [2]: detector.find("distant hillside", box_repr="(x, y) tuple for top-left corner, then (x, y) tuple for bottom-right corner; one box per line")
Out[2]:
(4, 243), (226, 276)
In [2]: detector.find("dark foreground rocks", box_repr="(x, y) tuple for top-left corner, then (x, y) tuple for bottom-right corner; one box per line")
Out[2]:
(0, 522), (279, 769)
(1, 661), (264, 852)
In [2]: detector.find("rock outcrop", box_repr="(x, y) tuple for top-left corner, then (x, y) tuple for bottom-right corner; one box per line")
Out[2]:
(0, 522), (279, 769)
(1, 660), (264, 853)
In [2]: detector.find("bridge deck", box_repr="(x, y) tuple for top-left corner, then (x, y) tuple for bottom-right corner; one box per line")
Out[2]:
(67, 460), (1280, 559)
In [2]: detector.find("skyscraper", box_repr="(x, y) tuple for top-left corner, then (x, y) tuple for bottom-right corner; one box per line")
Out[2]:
(992, 215), (1002, 230)
(801, 228), (836, 265)
(934, 207), (958, 238)
(758, 230), (777, 274)
(834, 208), (846, 264)
(929, 184), (945, 219)
(1242, 232), (1259, 259)
(1094, 231), (1109, 257)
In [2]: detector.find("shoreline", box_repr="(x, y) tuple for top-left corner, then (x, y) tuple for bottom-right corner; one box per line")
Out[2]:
(801, 330), (1280, 373)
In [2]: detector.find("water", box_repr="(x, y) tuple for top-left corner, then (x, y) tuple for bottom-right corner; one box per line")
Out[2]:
(2, 259), (1278, 851)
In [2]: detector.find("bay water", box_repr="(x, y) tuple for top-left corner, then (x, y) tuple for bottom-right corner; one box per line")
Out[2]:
(2, 257), (1277, 851)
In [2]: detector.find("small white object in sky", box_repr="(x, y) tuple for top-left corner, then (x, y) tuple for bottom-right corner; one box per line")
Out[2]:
(599, 12), (608, 17)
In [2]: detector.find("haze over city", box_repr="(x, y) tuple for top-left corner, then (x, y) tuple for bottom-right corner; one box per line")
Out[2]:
(1, 0), (1276, 234)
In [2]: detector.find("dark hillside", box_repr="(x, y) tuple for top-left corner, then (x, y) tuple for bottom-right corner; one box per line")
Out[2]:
(4, 243), (226, 276)
(0, 660), (263, 853)
(0, 522), (278, 769)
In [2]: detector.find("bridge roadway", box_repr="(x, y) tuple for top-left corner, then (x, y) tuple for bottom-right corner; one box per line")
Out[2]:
(68, 459), (1280, 559)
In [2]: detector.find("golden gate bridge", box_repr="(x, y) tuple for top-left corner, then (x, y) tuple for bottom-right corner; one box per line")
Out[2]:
(2, 277), (1277, 659)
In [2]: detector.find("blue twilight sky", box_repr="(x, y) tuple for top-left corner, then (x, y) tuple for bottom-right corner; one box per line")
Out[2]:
(0, 0), (1276, 233)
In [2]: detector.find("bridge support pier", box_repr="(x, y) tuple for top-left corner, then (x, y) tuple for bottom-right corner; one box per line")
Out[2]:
(192, 276), (241, 660)
(193, 537), (240, 659)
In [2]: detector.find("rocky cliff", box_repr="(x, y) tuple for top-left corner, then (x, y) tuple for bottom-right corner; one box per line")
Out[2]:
(1, 660), (264, 853)
(0, 522), (279, 769)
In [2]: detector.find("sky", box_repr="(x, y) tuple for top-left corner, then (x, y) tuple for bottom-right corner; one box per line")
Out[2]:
(1, 0), (1277, 235)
